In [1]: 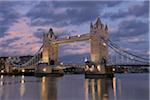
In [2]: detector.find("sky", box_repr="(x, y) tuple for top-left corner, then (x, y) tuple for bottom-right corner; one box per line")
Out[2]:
(0, 0), (149, 63)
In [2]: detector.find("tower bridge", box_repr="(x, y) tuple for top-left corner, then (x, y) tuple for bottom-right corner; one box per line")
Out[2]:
(42, 17), (108, 73)
(4, 17), (149, 74)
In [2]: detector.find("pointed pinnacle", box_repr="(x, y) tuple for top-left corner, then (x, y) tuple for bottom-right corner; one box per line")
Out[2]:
(105, 25), (108, 30)
(90, 22), (93, 28)
(96, 17), (101, 25)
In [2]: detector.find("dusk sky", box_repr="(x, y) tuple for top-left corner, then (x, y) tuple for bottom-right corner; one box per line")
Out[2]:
(0, 1), (149, 63)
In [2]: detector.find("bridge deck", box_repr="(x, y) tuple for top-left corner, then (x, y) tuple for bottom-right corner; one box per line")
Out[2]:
(52, 33), (90, 44)
(107, 64), (149, 67)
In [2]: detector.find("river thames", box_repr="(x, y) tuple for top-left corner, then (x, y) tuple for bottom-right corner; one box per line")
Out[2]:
(0, 73), (149, 100)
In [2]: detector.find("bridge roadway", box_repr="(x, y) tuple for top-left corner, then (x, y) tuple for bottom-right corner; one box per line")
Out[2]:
(107, 64), (149, 67)
(15, 63), (149, 71)
(52, 33), (90, 44)
(15, 63), (85, 70)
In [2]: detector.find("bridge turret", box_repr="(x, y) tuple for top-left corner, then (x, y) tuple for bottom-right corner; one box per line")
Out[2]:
(105, 24), (108, 31)
(95, 17), (101, 28)
(90, 22), (93, 30)
(48, 28), (57, 39)
(42, 28), (58, 64)
(90, 17), (108, 73)
(91, 17), (102, 30)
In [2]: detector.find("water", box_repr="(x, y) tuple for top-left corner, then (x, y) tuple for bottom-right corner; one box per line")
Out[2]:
(0, 73), (149, 100)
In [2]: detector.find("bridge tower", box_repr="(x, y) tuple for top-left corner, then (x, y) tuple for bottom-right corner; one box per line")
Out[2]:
(90, 17), (108, 72)
(42, 28), (58, 64)
(5, 58), (13, 73)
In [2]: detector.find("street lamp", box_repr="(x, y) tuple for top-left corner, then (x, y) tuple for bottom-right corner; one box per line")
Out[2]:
(102, 42), (106, 46)
(77, 34), (80, 37)
(1, 70), (4, 73)
(97, 65), (101, 71)
(43, 68), (46, 72)
(22, 69), (25, 73)
(60, 62), (63, 65)
(112, 68), (115, 72)
(84, 58), (88, 62)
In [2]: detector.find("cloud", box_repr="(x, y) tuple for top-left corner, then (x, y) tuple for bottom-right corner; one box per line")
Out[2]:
(110, 18), (148, 39)
(27, 1), (122, 27)
(0, 17), (42, 56)
(125, 37), (146, 44)
(0, 1), (23, 35)
(103, 1), (149, 20)
(59, 41), (90, 57)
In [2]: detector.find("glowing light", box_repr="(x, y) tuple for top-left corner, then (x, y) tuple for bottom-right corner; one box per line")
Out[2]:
(77, 34), (80, 37)
(112, 68), (115, 72)
(97, 65), (101, 71)
(39, 60), (44, 63)
(85, 65), (89, 71)
(43, 68), (46, 72)
(21, 80), (25, 84)
(22, 69), (25, 73)
(1, 75), (3, 79)
(113, 77), (117, 100)
(41, 76), (46, 100)
(89, 65), (94, 71)
(91, 79), (96, 100)
(60, 62), (63, 65)
(0, 81), (3, 86)
(84, 58), (88, 62)
(22, 75), (24, 79)
(42, 77), (46, 83)
(85, 79), (89, 100)
(1, 70), (4, 73)
(20, 77), (26, 97)
(102, 42), (106, 46)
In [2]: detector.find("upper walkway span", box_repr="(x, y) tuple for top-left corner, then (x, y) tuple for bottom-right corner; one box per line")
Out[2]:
(52, 33), (90, 44)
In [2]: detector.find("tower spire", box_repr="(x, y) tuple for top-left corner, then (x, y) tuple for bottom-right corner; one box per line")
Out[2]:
(96, 17), (100, 23)
(95, 17), (101, 28)
(90, 22), (93, 30)
(49, 28), (55, 38)
(49, 28), (53, 34)
(105, 24), (108, 30)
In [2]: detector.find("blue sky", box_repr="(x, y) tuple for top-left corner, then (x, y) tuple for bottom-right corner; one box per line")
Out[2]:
(0, 1), (149, 63)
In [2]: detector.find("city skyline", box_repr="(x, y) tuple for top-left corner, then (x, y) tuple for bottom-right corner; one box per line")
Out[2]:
(0, 1), (149, 63)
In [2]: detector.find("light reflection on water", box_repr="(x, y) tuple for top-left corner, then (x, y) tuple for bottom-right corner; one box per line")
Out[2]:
(0, 74), (149, 100)
(41, 76), (59, 100)
(85, 78), (111, 100)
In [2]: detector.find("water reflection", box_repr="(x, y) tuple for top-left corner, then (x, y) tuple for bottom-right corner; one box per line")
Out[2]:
(85, 78), (116, 100)
(113, 77), (117, 100)
(0, 74), (148, 100)
(41, 76), (60, 100)
(20, 75), (25, 97)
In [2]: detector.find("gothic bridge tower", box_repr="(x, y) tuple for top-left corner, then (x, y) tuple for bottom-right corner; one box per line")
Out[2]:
(90, 18), (108, 72)
(42, 28), (58, 65)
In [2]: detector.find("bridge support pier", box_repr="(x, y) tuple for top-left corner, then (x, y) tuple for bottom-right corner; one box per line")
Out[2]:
(5, 58), (13, 73)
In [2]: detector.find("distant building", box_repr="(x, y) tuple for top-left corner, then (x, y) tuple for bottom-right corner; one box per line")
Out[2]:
(0, 55), (33, 70)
